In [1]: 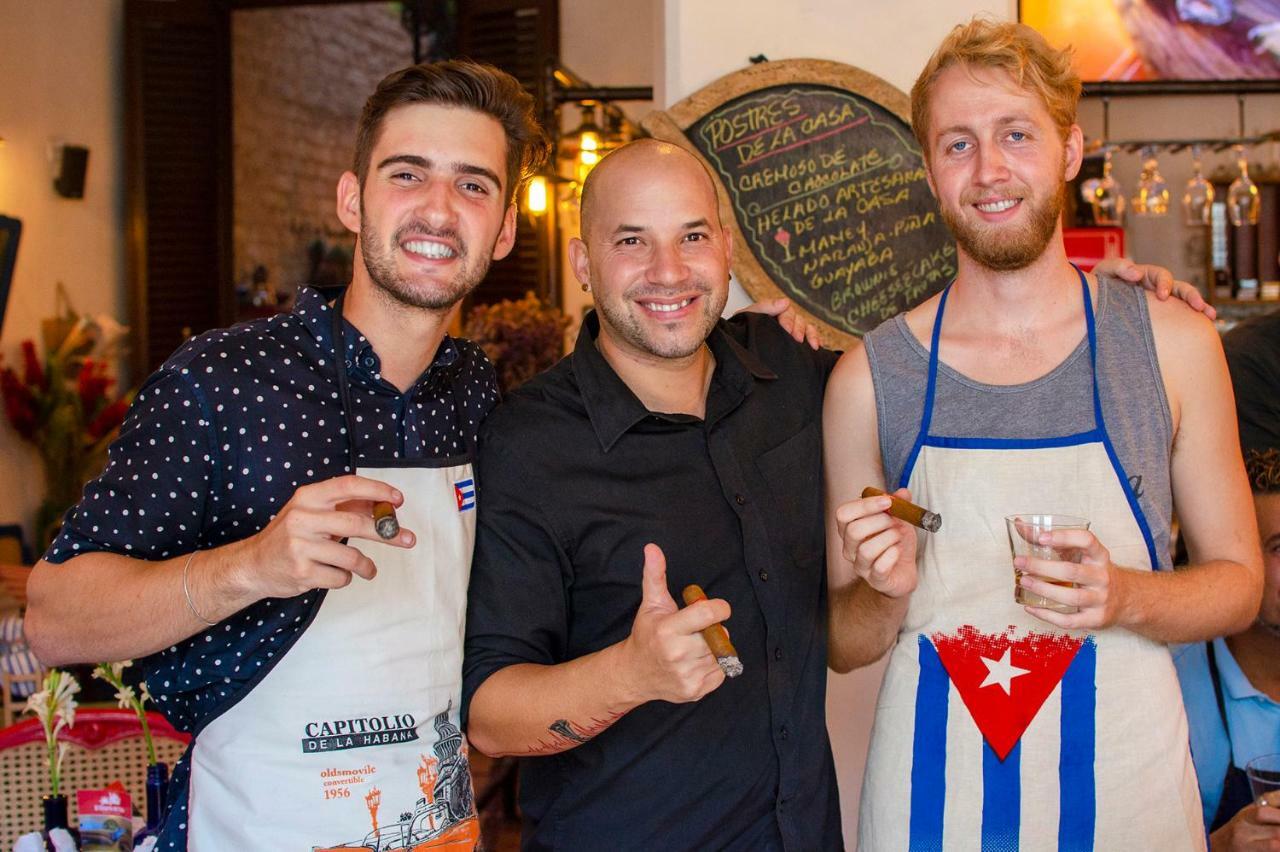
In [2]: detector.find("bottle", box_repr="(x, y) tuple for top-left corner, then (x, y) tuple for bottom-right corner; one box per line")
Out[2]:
(133, 762), (169, 843)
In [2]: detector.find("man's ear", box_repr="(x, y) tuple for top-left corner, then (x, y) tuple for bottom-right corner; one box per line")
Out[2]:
(1063, 124), (1085, 181)
(491, 203), (518, 262)
(337, 171), (362, 234)
(568, 238), (591, 292)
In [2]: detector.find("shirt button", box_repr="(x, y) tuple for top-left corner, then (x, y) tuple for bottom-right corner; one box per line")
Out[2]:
(759, 570), (769, 582)
(362, 356), (376, 368)
(780, 725), (789, 740)
(734, 494), (746, 505)
(774, 647), (783, 661)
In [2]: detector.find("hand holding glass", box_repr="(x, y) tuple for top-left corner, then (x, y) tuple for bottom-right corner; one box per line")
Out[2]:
(1247, 753), (1280, 808)
(1005, 514), (1090, 614)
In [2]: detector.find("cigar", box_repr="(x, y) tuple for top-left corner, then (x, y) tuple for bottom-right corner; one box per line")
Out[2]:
(372, 501), (400, 540)
(681, 584), (743, 678)
(861, 486), (942, 533)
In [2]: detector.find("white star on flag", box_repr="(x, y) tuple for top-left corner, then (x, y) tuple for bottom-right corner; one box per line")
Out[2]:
(979, 647), (1031, 695)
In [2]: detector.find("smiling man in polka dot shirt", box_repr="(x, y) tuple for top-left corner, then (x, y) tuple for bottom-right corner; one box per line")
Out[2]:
(25, 61), (548, 850)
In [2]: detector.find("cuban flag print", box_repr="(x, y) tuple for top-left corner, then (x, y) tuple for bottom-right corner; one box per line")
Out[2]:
(454, 477), (476, 512)
(910, 626), (1096, 852)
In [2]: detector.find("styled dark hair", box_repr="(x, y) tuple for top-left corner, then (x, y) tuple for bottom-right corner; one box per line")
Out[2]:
(353, 60), (549, 204)
(1247, 448), (1280, 495)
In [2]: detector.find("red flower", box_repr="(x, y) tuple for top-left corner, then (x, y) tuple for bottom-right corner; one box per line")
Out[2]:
(87, 397), (129, 441)
(77, 359), (114, 417)
(21, 340), (46, 390)
(1, 365), (38, 440)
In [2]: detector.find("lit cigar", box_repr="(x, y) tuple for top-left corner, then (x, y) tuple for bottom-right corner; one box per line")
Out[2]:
(681, 584), (743, 678)
(372, 501), (400, 540)
(861, 486), (942, 533)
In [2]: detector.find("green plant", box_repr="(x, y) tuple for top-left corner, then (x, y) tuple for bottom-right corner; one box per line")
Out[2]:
(0, 295), (131, 551)
(463, 292), (570, 392)
(93, 661), (158, 765)
(24, 669), (80, 797)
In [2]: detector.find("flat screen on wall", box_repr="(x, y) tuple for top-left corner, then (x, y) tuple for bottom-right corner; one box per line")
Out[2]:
(0, 216), (20, 337)
(1020, 0), (1280, 82)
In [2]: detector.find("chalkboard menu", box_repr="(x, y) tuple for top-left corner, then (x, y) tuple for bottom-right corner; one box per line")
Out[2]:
(644, 60), (956, 347)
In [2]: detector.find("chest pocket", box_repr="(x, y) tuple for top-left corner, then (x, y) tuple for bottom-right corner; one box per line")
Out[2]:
(754, 418), (823, 572)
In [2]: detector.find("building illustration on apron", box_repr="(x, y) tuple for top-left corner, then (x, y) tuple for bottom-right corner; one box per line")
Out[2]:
(858, 272), (1204, 851)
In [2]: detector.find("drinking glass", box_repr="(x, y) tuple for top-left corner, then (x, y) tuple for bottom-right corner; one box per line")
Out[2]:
(1005, 514), (1091, 614)
(1228, 146), (1261, 227)
(1247, 754), (1280, 807)
(1131, 146), (1170, 216)
(1091, 149), (1125, 226)
(1182, 145), (1214, 226)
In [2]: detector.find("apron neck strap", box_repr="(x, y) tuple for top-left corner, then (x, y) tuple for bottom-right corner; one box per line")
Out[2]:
(919, 265), (1098, 436)
(1206, 639), (1236, 742)
(330, 292), (360, 471)
(328, 291), (479, 468)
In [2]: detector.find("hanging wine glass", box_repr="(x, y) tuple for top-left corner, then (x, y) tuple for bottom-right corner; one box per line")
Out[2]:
(1131, 146), (1170, 216)
(1182, 144), (1214, 226)
(1091, 147), (1125, 226)
(1227, 145), (1260, 226)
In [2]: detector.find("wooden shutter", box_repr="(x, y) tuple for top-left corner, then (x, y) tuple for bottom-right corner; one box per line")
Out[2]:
(456, 0), (558, 306)
(125, 0), (233, 376)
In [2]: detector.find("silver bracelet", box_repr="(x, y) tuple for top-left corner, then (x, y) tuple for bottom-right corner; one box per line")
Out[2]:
(181, 551), (218, 626)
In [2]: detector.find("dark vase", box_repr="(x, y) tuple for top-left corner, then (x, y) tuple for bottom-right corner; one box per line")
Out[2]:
(134, 762), (170, 842)
(40, 793), (80, 846)
(41, 794), (69, 830)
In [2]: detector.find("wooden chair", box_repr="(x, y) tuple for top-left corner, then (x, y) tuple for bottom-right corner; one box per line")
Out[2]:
(0, 708), (191, 846)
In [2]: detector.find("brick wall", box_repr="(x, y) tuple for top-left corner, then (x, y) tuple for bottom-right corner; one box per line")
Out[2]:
(232, 4), (413, 300)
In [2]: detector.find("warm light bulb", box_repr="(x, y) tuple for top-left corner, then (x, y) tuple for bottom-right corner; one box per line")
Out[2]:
(580, 132), (599, 153)
(525, 175), (548, 215)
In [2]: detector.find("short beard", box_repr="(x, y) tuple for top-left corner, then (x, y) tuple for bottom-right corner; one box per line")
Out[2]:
(595, 283), (725, 360)
(942, 181), (1064, 272)
(359, 211), (490, 312)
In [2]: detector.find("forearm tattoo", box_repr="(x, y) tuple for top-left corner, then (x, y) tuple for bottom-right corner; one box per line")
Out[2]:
(524, 713), (623, 755)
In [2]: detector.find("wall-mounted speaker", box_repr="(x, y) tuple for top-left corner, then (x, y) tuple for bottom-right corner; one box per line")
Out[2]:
(53, 145), (89, 199)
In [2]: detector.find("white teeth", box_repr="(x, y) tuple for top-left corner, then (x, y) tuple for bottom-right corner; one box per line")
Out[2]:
(976, 199), (1018, 213)
(643, 298), (693, 313)
(404, 240), (456, 259)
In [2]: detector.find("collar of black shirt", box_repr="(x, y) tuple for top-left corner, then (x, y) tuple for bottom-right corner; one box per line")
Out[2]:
(571, 310), (778, 453)
(293, 286), (462, 393)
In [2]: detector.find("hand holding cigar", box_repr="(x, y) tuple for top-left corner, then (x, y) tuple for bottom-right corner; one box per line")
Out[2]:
(625, 544), (733, 704)
(861, 487), (942, 533)
(682, 584), (743, 678)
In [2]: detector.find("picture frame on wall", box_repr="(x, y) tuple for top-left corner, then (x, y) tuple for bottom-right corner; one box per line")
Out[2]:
(0, 216), (20, 337)
(1018, 0), (1280, 90)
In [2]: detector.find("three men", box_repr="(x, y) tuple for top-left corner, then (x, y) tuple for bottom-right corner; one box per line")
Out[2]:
(26, 61), (547, 848)
(824, 19), (1262, 849)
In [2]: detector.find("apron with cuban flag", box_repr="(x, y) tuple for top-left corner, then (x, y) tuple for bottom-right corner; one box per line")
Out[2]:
(187, 296), (481, 851)
(857, 271), (1204, 851)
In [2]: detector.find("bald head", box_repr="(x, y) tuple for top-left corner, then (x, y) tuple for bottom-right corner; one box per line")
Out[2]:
(579, 139), (723, 241)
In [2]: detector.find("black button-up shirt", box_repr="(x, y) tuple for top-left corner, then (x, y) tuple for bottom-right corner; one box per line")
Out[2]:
(463, 312), (841, 851)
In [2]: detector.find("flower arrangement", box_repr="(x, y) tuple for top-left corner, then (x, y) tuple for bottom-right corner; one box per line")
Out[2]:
(0, 291), (132, 550)
(93, 660), (159, 765)
(463, 292), (570, 392)
(24, 669), (80, 797)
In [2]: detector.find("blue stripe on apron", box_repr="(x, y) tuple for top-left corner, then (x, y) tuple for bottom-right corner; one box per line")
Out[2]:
(1059, 638), (1097, 851)
(910, 635), (949, 852)
(982, 740), (1021, 851)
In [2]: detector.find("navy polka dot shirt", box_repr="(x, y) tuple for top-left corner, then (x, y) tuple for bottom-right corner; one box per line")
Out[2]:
(45, 287), (499, 849)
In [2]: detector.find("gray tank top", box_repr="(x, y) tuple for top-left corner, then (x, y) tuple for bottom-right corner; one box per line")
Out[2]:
(864, 277), (1175, 568)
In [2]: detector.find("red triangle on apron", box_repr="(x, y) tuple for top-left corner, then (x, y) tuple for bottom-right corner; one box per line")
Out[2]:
(931, 625), (1085, 760)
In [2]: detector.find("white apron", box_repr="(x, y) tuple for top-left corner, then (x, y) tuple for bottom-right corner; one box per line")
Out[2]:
(857, 273), (1203, 851)
(189, 297), (480, 851)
